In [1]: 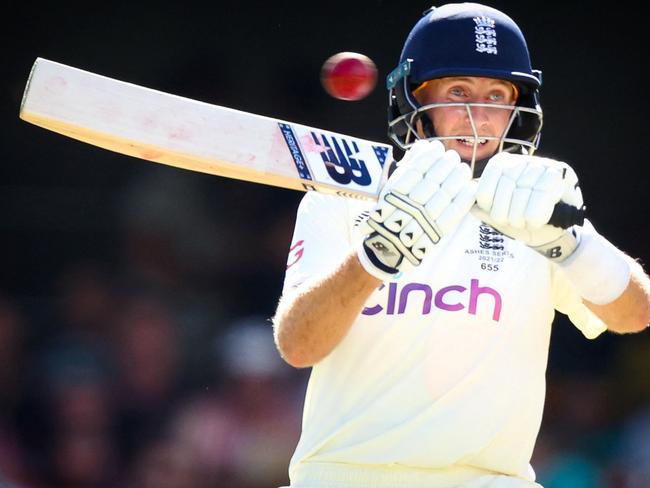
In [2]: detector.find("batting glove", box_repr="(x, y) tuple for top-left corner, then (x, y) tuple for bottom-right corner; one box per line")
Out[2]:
(474, 152), (632, 304)
(357, 140), (476, 280)
(474, 153), (584, 262)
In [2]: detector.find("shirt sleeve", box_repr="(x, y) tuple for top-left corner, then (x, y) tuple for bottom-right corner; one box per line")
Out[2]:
(282, 192), (356, 293)
(551, 261), (608, 339)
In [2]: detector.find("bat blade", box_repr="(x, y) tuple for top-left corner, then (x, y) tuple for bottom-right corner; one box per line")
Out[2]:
(20, 58), (392, 200)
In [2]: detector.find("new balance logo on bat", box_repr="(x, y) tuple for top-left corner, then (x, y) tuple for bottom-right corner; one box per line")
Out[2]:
(310, 131), (372, 186)
(278, 121), (389, 195)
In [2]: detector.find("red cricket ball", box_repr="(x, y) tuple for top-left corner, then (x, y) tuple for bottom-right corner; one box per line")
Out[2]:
(320, 52), (378, 101)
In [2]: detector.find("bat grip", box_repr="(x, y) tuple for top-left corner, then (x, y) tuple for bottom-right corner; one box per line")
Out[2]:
(549, 202), (586, 229)
(470, 202), (585, 230)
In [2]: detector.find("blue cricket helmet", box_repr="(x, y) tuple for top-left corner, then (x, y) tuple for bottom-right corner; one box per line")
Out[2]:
(387, 3), (543, 167)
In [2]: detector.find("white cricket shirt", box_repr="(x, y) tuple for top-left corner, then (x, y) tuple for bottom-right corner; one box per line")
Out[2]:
(282, 192), (607, 488)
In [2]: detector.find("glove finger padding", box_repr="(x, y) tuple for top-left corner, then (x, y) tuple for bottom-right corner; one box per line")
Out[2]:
(438, 180), (477, 235)
(358, 140), (475, 279)
(474, 154), (585, 262)
(371, 167), (421, 224)
(512, 165), (563, 229)
(477, 154), (577, 229)
(408, 151), (458, 204)
(385, 148), (472, 246)
(476, 153), (523, 218)
(490, 174), (517, 225)
(398, 174), (475, 249)
(375, 140), (448, 232)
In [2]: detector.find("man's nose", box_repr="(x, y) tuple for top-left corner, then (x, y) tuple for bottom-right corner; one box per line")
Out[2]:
(465, 104), (490, 125)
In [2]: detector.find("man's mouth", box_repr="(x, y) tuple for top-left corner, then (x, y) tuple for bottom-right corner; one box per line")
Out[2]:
(457, 137), (488, 146)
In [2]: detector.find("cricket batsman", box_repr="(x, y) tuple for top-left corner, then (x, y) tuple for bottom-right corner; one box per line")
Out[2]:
(273, 3), (650, 487)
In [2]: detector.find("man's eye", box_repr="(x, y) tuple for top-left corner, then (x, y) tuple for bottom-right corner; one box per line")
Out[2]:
(489, 92), (507, 103)
(449, 87), (465, 97)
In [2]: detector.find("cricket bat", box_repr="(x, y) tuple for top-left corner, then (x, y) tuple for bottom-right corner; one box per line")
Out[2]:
(19, 58), (582, 228)
(19, 57), (391, 201)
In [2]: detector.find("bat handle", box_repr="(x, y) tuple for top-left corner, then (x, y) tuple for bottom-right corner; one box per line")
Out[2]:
(470, 202), (585, 230)
(549, 202), (586, 229)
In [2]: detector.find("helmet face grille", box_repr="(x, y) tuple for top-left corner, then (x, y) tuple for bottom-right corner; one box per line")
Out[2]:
(389, 103), (542, 145)
(387, 101), (543, 175)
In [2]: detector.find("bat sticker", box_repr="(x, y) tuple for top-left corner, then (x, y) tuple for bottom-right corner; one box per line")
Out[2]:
(278, 123), (313, 181)
(309, 132), (371, 186)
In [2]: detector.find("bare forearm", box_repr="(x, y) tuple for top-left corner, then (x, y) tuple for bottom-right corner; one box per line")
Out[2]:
(585, 258), (650, 333)
(273, 249), (381, 368)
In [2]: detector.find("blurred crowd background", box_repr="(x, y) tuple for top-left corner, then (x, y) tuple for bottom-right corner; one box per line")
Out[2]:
(2, 1), (648, 487)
